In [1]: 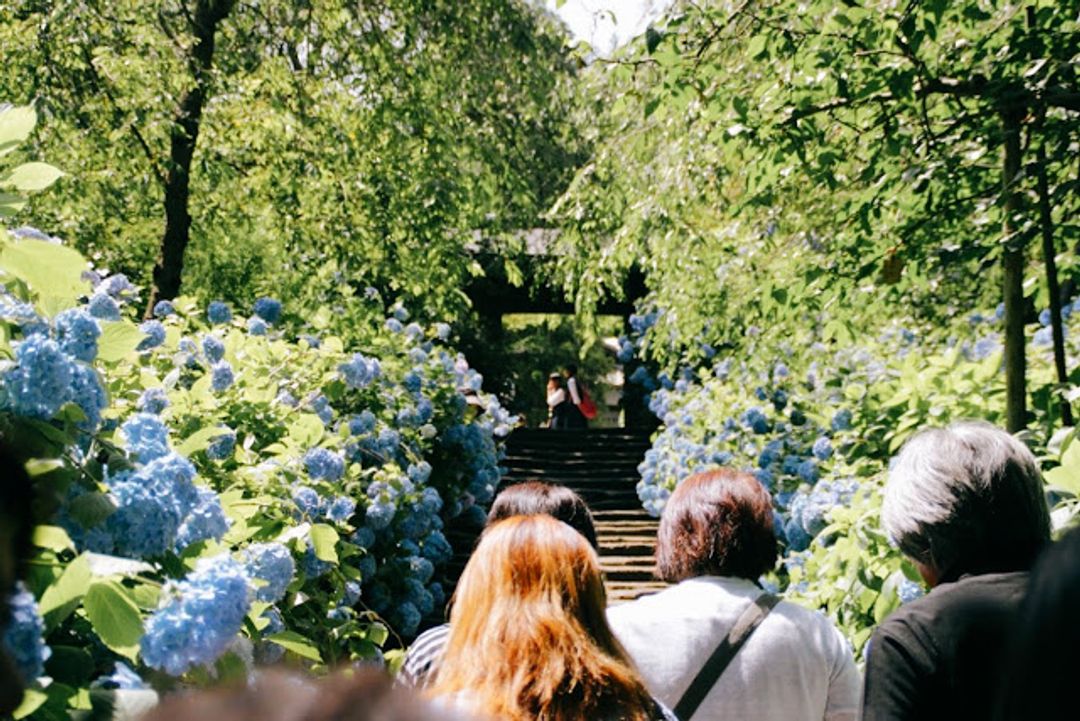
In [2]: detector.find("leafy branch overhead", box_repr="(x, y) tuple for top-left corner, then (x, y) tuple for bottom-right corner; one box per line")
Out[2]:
(0, 105), (63, 217)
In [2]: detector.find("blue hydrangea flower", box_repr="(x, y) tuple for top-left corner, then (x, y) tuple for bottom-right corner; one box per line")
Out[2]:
(421, 530), (453, 564)
(365, 500), (396, 530)
(404, 323), (423, 342)
(120, 412), (171, 463)
(153, 300), (175, 318)
(392, 306), (409, 322)
(343, 580), (362, 607)
(138, 387), (170, 415)
(1039, 308), (1052, 327)
(243, 543), (295, 603)
(402, 371), (423, 393)
(71, 363), (108, 429)
(339, 354), (381, 390)
(247, 317), (268, 336)
(137, 320), (166, 351)
(201, 334), (225, 362)
(350, 526), (378, 552)
(55, 308), (101, 361)
(357, 553), (377, 582)
(385, 318), (403, 333)
(107, 454), (198, 558)
(407, 462), (432, 486)
(141, 554), (251, 676)
(88, 293), (121, 320)
(175, 487), (231, 550)
(797, 459), (820, 483)
(206, 428), (236, 461)
(812, 437), (833, 461)
(210, 361), (235, 392)
(349, 411), (377, 435)
(301, 542), (332, 579)
(309, 394), (333, 424)
(326, 496), (357, 523)
(406, 556), (435, 584)
(435, 323), (451, 341)
(304, 447), (344, 482)
(97, 274), (135, 299)
(898, 578), (925, 604)
(831, 408), (853, 432)
(207, 301), (232, 325)
(1033, 326), (1054, 347)
(1, 582), (51, 683)
(419, 487), (443, 515)
(254, 607), (286, 665)
(3, 335), (75, 418)
(391, 601), (421, 637)
(292, 486), (322, 518)
(403, 577), (434, 616)
(253, 298), (282, 324)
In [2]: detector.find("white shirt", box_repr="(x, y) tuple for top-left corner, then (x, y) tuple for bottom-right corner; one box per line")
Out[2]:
(566, 376), (582, 405)
(547, 387), (567, 407)
(607, 576), (861, 721)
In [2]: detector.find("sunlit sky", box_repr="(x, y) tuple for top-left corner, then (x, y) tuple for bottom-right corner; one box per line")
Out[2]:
(546, 0), (675, 55)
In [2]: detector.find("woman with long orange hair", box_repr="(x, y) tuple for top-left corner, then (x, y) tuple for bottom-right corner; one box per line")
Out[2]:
(428, 514), (674, 721)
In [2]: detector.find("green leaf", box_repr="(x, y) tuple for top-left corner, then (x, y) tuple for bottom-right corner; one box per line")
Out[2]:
(0, 237), (88, 313)
(12, 689), (47, 720)
(0, 162), (65, 192)
(0, 105), (37, 157)
(68, 492), (115, 529)
(0, 191), (26, 217)
(1046, 441), (1080, 495)
(310, 523), (339, 563)
(266, 631), (323, 662)
(177, 426), (228, 456)
(288, 413), (325, 447)
(97, 320), (145, 363)
(33, 525), (75, 553)
(84, 580), (143, 661)
(39, 554), (91, 626)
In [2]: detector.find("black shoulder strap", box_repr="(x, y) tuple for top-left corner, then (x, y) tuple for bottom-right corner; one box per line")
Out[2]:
(673, 593), (780, 721)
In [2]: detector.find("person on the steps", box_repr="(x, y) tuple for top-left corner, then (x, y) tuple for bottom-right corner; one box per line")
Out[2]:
(426, 515), (677, 721)
(562, 364), (589, 429)
(546, 373), (571, 429)
(398, 482), (598, 689)
(608, 469), (860, 721)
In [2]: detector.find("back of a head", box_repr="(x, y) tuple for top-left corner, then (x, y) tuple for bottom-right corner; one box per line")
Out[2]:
(883, 421), (1050, 581)
(435, 515), (653, 721)
(139, 669), (467, 721)
(487, 481), (598, 550)
(995, 525), (1080, 721)
(655, 469), (778, 583)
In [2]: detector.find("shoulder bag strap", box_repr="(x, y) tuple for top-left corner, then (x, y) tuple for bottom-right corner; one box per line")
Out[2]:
(673, 593), (781, 721)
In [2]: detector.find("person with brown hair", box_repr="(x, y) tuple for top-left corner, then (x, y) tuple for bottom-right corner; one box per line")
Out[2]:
(608, 469), (859, 721)
(428, 515), (675, 721)
(399, 481), (598, 688)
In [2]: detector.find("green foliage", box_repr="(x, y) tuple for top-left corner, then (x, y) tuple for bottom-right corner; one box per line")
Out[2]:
(0, 104), (63, 216)
(0, 0), (584, 322)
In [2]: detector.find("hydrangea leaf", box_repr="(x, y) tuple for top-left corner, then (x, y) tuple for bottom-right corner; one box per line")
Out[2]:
(1045, 440), (1080, 495)
(0, 191), (26, 217)
(32, 525), (75, 553)
(265, 631), (322, 662)
(84, 580), (143, 662)
(0, 161), (64, 192)
(11, 689), (47, 720)
(39, 554), (91, 627)
(310, 524), (339, 563)
(176, 426), (226, 456)
(288, 413), (325, 447)
(97, 320), (145, 363)
(0, 237), (88, 314)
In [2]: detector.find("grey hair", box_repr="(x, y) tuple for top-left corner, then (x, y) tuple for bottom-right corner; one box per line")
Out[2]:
(883, 420), (1050, 580)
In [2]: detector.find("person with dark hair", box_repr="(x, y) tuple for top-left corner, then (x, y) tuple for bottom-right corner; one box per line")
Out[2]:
(562, 364), (588, 429)
(608, 469), (859, 721)
(546, 373), (570, 429)
(139, 668), (471, 721)
(863, 421), (1052, 721)
(398, 481), (598, 688)
(0, 445), (38, 717)
(428, 515), (674, 721)
(994, 524), (1080, 721)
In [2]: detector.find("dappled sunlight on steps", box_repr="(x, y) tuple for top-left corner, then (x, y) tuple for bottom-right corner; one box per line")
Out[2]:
(501, 428), (666, 604)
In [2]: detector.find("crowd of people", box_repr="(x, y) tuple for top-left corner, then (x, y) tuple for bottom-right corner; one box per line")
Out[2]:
(2, 421), (1077, 720)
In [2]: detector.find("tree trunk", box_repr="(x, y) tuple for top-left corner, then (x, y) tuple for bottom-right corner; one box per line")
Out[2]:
(1035, 131), (1074, 426)
(1001, 108), (1027, 433)
(144, 0), (235, 317)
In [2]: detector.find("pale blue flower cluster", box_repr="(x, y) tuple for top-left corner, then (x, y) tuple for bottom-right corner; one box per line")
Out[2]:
(141, 554), (251, 676)
(55, 308), (101, 361)
(105, 453), (199, 557)
(339, 353), (382, 389)
(153, 300), (176, 318)
(120, 413), (171, 463)
(243, 542), (295, 603)
(202, 334), (225, 362)
(207, 301), (232, 324)
(88, 293), (121, 320)
(304, 447), (344, 481)
(206, 428), (236, 460)
(211, 361), (235, 391)
(138, 320), (166, 350)
(247, 317), (268, 336)
(137, 387), (170, 415)
(175, 487), (231, 549)
(1, 583), (51, 683)
(3, 335), (74, 418)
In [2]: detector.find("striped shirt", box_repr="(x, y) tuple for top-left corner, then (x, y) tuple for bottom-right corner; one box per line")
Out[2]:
(398, 623), (451, 689)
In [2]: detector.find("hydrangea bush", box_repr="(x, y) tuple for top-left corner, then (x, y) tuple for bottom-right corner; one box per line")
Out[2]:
(625, 301), (1080, 659)
(0, 229), (514, 718)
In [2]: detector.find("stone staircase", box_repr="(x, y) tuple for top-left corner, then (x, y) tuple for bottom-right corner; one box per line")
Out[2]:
(499, 427), (666, 604)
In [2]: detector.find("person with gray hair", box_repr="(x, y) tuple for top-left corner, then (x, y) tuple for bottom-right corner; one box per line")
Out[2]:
(862, 421), (1051, 721)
